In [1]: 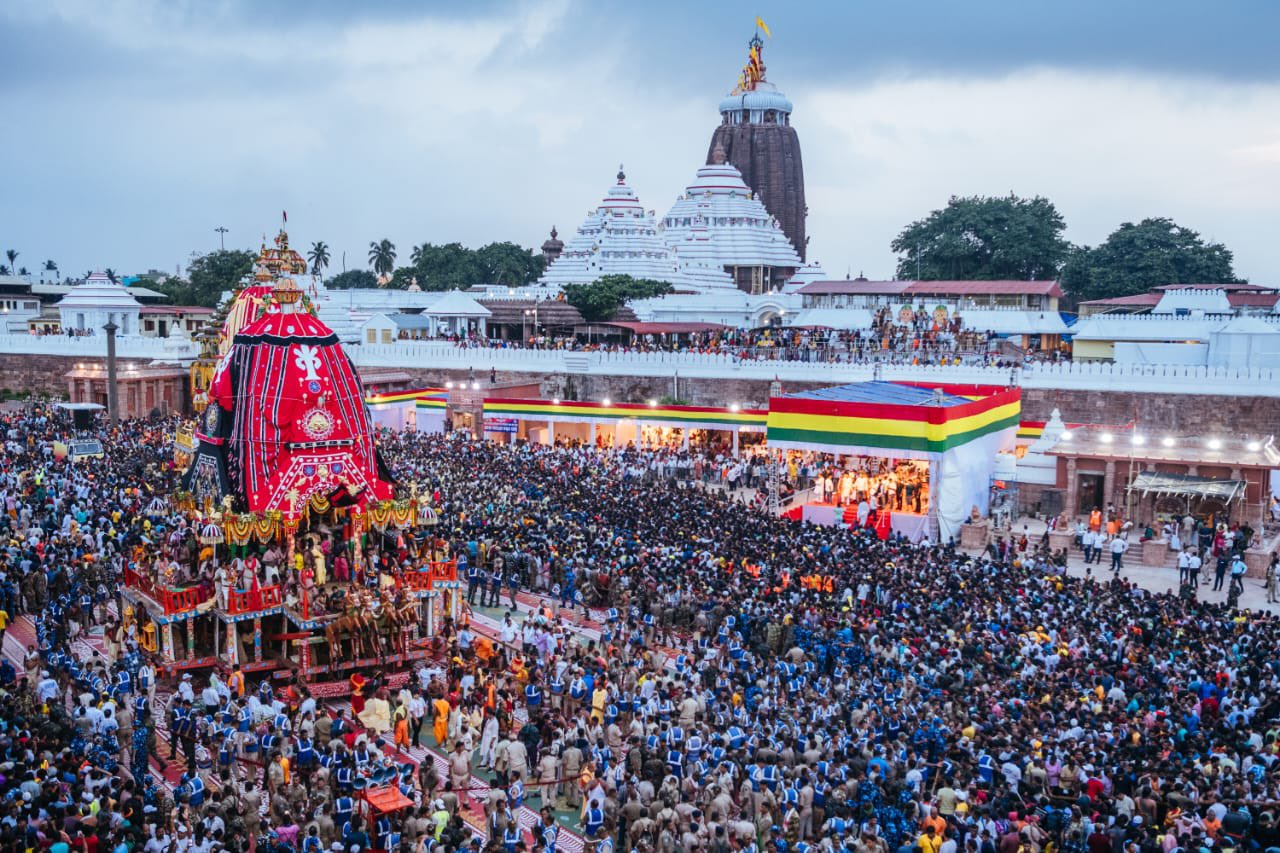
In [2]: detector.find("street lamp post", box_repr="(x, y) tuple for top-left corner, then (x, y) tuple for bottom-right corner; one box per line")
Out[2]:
(215, 226), (229, 251)
(103, 320), (120, 425)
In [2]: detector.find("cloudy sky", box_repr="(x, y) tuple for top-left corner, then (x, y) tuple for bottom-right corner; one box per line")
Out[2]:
(3, 0), (1280, 283)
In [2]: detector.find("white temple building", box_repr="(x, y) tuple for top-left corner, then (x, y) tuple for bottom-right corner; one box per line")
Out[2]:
(527, 161), (822, 328)
(535, 168), (733, 293)
(57, 271), (143, 335)
(661, 162), (802, 294)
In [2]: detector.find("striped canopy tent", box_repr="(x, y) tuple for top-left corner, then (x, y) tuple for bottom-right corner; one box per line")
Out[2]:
(365, 387), (446, 432)
(766, 381), (1020, 541)
(414, 394), (448, 434)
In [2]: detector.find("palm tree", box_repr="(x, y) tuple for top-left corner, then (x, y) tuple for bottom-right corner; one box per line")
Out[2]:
(410, 243), (428, 265)
(307, 241), (330, 277)
(0, 266), (9, 276)
(43, 260), (57, 282)
(368, 239), (396, 277)
(17, 267), (28, 277)
(104, 268), (118, 283)
(4, 250), (16, 274)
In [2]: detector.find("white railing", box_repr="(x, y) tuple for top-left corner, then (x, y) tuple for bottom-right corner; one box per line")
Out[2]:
(1080, 312), (1280, 325)
(351, 342), (1280, 396)
(0, 333), (195, 360)
(1, 332), (1276, 397)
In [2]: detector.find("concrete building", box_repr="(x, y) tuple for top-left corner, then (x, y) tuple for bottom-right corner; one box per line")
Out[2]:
(138, 305), (214, 338)
(1077, 283), (1279, 317)
(792, 278), (1069, 347)
(66, 360), (188, 417)
(0, 275), (45, 333)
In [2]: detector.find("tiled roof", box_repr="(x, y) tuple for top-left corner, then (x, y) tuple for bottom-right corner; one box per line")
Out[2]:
(1078, 293), (1162, 307)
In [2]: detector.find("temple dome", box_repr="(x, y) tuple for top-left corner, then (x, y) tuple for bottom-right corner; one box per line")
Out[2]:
(719, 82), (793, 117)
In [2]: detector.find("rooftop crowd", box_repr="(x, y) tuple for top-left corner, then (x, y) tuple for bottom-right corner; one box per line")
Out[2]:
(421, 308), (1056, 367)
(0, 413), (1277, 853)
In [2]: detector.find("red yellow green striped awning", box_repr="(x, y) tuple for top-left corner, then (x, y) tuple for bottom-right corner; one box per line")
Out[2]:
(482, 398), (767, 430)
(366, 387), (446, 406)
(766, 383), (1020, 456)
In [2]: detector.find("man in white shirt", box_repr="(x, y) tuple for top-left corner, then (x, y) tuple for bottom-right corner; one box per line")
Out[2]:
(1109, 536), (1129, 573)
(1188, 551), (1203, 586)
(1080, 529), (1095, 564)
(201, 681), (220, 712)
(36, 670), (59, 704)
(409, 692), (428, 746)
(499, 615), (517, 647)
(1177, 548), (1193, 585)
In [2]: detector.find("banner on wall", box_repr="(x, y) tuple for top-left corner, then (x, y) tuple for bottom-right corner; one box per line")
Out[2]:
(483, 418), (519, 434)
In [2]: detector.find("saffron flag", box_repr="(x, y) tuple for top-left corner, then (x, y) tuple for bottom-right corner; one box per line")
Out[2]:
(756, 17), (771, 37)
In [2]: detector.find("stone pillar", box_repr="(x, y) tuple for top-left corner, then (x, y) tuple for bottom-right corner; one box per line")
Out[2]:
(732, 430), (740, 457)
(1064, 457), (1078, 520)
(546, 421), (555, 447)
(1104, 459), (1117, 511)
(103, 321), (120, 424)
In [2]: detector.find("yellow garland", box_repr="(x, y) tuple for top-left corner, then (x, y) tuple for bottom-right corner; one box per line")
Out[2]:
(219, 499), (421, 544)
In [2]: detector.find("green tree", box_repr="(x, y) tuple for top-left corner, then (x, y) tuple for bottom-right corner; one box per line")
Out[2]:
(563, 274), (674, 322)
(43, 260), (57, 281)
(408, 242), (484, 291)
(18, 267), (28, 276)
(891, 194), (1069, 281)
(104, 268), (118, 283)
(154, 249), (254, 307)
(368, 239), (397, 277)
(1060, 217), (1243, 304)
(476, 241), (545, 286)
(0, 266), (8, 276)
(4, 250), (17, 274)
(326, 269), (378, 290)
(307, 241), (331, 277)
(389, 266), (419, 289)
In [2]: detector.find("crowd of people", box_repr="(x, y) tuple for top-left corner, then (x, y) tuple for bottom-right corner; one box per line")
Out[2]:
(2, 410), (1280, 853)
(422, 315), (1043, 368)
